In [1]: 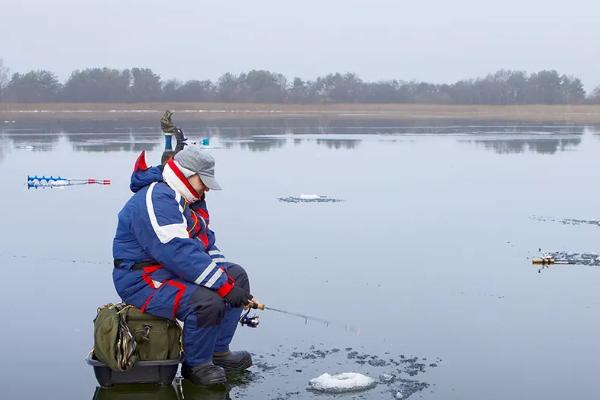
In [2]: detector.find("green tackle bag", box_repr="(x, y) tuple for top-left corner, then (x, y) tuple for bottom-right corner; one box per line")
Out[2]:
(93, 303), (182, 371)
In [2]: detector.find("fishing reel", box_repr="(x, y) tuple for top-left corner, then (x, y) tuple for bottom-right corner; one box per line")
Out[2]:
(239, 308), (260, 328)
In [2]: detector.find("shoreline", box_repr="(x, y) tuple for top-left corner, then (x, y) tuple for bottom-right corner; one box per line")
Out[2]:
(1, 103), (600, 124)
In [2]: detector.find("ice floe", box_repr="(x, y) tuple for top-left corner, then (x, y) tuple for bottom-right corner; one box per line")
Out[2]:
(308, 372), (376, 393)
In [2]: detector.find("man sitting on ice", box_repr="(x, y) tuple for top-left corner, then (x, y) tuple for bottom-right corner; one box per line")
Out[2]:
(112, 146), (256, 385)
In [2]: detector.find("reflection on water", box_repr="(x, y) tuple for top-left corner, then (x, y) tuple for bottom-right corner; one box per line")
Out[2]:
(70, 133), (159, 153)
(177, 380), (234, 400)
(2, 121), (595, 154)
(229, 137), (286, 152)
(2, 132), (161, 153)
(315, 138), (360, 150)
(0, 136), (9, 162)
(92, 384), (179, 400)
(458, 126), (585, 154)
(8, 133), (61, 152)
(91, 380), (233, 400)
(2, 121), (598, 155)
(467, 136), (582, 154)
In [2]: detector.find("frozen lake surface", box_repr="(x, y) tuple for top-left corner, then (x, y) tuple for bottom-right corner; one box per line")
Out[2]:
(1, 121), (600, 399)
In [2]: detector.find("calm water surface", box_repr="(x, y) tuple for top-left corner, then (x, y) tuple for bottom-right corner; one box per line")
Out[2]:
(1, 122), (600, 400)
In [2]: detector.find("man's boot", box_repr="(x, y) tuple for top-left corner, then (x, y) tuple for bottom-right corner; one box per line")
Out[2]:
(181, 363), (227, 385)
(213, 351), (253, 373)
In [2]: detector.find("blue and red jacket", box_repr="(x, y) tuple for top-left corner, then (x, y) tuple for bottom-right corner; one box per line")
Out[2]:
(112, 152), (233, 302)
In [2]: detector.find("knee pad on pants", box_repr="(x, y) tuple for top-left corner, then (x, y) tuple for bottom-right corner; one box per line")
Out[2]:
(188, 287), (226, 328)
(225, 263), (250, 293)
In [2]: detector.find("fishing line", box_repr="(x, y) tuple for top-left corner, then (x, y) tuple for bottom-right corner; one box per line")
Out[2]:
(244, 303), (361, 335)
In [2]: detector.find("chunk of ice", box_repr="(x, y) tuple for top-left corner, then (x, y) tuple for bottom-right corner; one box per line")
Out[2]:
(308, 372), (376, 393)
(299, 194), (321, 200)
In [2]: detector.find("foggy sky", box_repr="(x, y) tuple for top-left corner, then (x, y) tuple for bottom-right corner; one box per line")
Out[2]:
(1, 0), (599, 90)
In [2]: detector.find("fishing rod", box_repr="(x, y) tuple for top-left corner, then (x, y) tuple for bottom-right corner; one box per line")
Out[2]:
(27, 175), (111, 189)
(240, 301), (360, 334)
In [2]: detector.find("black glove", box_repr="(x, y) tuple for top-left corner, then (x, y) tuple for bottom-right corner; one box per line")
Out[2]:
(173, 128), (187, 153)
(224, 285), (253, 307)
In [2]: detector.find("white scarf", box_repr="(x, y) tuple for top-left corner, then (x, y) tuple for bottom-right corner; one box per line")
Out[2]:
(162, 160), (201, 203)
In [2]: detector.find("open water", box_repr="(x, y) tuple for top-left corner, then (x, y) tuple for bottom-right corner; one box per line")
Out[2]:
(1, 120), (600, 399)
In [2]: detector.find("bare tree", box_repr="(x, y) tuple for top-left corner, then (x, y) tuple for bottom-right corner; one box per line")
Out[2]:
(0, 62), (591, 104)
(4, 70), (62, 102)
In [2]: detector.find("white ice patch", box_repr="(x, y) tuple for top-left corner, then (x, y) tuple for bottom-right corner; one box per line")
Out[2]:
(308, 372), (376, 393)
(299, 194), (321, 200)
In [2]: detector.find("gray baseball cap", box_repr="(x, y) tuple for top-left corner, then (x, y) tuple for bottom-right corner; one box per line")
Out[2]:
(174, 146), (222, 190)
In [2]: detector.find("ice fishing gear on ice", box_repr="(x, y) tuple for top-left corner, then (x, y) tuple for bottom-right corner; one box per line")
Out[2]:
(532, 251), (574, 273)
(89, 303), (182, 387)
(532, 250), (600, 273)
(27, 175), (111, 189)
(532, 256), (573, 265)
(92, 303), (182, 372)
(93, 303), (138, 371)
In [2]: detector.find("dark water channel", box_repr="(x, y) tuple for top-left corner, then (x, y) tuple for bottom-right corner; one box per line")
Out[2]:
(2, 121), (600, 399)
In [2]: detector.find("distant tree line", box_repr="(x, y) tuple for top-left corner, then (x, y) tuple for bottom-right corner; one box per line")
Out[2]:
(0, 59), (599, 104)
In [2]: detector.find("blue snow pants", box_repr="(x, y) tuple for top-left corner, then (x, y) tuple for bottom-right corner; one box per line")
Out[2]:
(113, 262), (250, 367)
